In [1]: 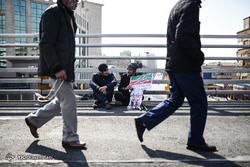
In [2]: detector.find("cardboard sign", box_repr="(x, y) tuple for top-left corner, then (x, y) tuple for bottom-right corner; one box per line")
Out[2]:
(127, 74), (153, 109)
(127, 88), (143, 109)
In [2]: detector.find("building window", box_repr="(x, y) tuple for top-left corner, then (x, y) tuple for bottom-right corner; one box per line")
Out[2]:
(14, 0), (26, 55)
(30, 2), (49, 56)
(0, 15), (6, 56)
(243, 40), (249, 45)
(0, 0), (4, 10)
(0, 15), (6, 68)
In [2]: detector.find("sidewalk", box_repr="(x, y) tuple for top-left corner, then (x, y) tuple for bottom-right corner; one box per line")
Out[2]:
(0, 101), (250, 167)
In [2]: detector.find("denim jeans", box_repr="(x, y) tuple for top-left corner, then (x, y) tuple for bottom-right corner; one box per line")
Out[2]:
(139, 71), (207, 145)
(93, 88), (113, 104)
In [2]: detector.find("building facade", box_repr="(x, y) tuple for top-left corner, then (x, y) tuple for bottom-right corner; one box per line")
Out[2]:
(0, 0), (103, 69)
(237, 16), (250, 80)
(0, 0), (102, 99)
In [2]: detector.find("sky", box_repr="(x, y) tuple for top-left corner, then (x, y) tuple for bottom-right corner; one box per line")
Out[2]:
(85, 0), (250, 68)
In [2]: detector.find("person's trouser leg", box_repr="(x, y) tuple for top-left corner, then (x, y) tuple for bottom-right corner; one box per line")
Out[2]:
(27, 79), (79, 142)
(93, 89), (109, 103)
(173, 72), (207, 145)
(106, 89), (114, 102)
(55, 80), (79, 142)
(27, 79), (62, 128)
(139, 72), (184, 130)
(115, 92), (130, 106)
(93, 88), (114, 103)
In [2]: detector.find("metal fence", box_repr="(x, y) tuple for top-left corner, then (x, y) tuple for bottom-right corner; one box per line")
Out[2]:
(0, 34), (250, 101)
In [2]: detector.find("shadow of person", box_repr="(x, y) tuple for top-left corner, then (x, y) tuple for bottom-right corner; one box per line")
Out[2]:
(141, 145), (241, 167)
(25, 140), (88, 167)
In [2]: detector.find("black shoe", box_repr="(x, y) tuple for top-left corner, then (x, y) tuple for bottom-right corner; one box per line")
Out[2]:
(105, 102), (111, 109)
(187, 143), (217, 151)
(135, 118), (146, 142)
(93, 101), (101, 109)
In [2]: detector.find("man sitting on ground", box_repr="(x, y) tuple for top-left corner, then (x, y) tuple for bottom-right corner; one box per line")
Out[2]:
(90, 64), (117, 109)
(115, 63), (139, 106)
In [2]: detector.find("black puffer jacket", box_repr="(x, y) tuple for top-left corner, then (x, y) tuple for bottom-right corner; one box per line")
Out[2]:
(165, 0), (204, 72)
(38, 0), (77, 82)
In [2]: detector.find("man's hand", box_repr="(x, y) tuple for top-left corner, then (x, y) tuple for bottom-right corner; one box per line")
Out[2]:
(102, 89), (107, 95)
(99, 86), (107, 94)
(99, 86), (107, 92)
(55, 70), (67, 80)
(125, 85), (133, 91)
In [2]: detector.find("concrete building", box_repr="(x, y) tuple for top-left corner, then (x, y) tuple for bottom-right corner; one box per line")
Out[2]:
(106, 50), (131, 79)
(134, 52), (157, 69)
(237, 16), (250, 80)
(203, 62), (238, 80)
(81, 1), (105, 68)
(203, 62), (238, 92)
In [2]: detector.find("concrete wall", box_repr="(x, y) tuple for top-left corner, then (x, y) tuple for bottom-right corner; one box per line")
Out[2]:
(83, 1), (105, 68)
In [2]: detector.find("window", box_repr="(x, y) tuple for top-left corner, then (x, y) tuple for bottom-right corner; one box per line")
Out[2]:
(0, 15), (6, 67)
(30, 2), (49, 55)
(0, 0), (4, 10)
(14, 0), (26, 55)
(243, 40), (249, 45)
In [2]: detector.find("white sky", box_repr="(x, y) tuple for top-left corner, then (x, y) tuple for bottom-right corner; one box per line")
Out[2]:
(86, 0), (250, 68)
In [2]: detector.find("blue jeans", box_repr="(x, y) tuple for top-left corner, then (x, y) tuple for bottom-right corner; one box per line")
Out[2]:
(139, 72), (207, 145)
(93, 89), (113, 104)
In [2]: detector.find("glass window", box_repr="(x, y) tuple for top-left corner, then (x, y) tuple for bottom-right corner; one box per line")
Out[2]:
(0, 0), (5, 10)
(14, 0), (26, 55)
(30, 2), (49, 55)
(0, 15), (6, 60)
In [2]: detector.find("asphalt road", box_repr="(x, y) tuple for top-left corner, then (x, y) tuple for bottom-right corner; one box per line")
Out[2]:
(0, 101), (249, 167)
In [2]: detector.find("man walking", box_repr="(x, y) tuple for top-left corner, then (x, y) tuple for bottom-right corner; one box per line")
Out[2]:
(25, 0), (86, 148)
(90, 64), (117, 109)
(135, 0), (216, 151)
(114, 63), (139, 106)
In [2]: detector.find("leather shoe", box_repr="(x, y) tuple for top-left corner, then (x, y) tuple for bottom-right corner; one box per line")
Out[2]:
(62, 141), (86, 149)
(25, 118), (39, 138)
(187, 143), (217, 151)
(135, 118), (145, 142)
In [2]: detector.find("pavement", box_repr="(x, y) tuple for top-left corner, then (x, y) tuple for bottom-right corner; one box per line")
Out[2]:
(0, 100), (250, 167)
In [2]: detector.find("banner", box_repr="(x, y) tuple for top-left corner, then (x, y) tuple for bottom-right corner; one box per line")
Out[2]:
(127, 73), (153, 109)
(129, 73), (153, 90)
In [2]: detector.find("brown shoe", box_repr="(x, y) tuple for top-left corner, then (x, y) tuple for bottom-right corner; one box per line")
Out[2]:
(25, 118), (39, 138)
(62, 141), (86, 149)
(115, 101), (122, 106)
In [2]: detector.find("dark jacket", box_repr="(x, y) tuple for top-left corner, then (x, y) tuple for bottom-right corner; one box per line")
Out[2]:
(38, 0), (77, 82)
(118, 73), (137, 97)
(165, 0), (204, 72)
(90, 72), (117, 91)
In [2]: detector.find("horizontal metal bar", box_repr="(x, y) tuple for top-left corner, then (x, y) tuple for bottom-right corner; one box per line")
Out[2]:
(0, 68), (250, 73)
(1, 43), (250, 48)
(0, 56), (250, 60)
(0, 89), (249, 95)
(200, 35), (250, 38)
(1, 78), (250, 85)
(1, 34), (250, 38)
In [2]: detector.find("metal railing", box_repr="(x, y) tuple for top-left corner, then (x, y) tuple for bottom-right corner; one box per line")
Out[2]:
(0, 34), (250, 101)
